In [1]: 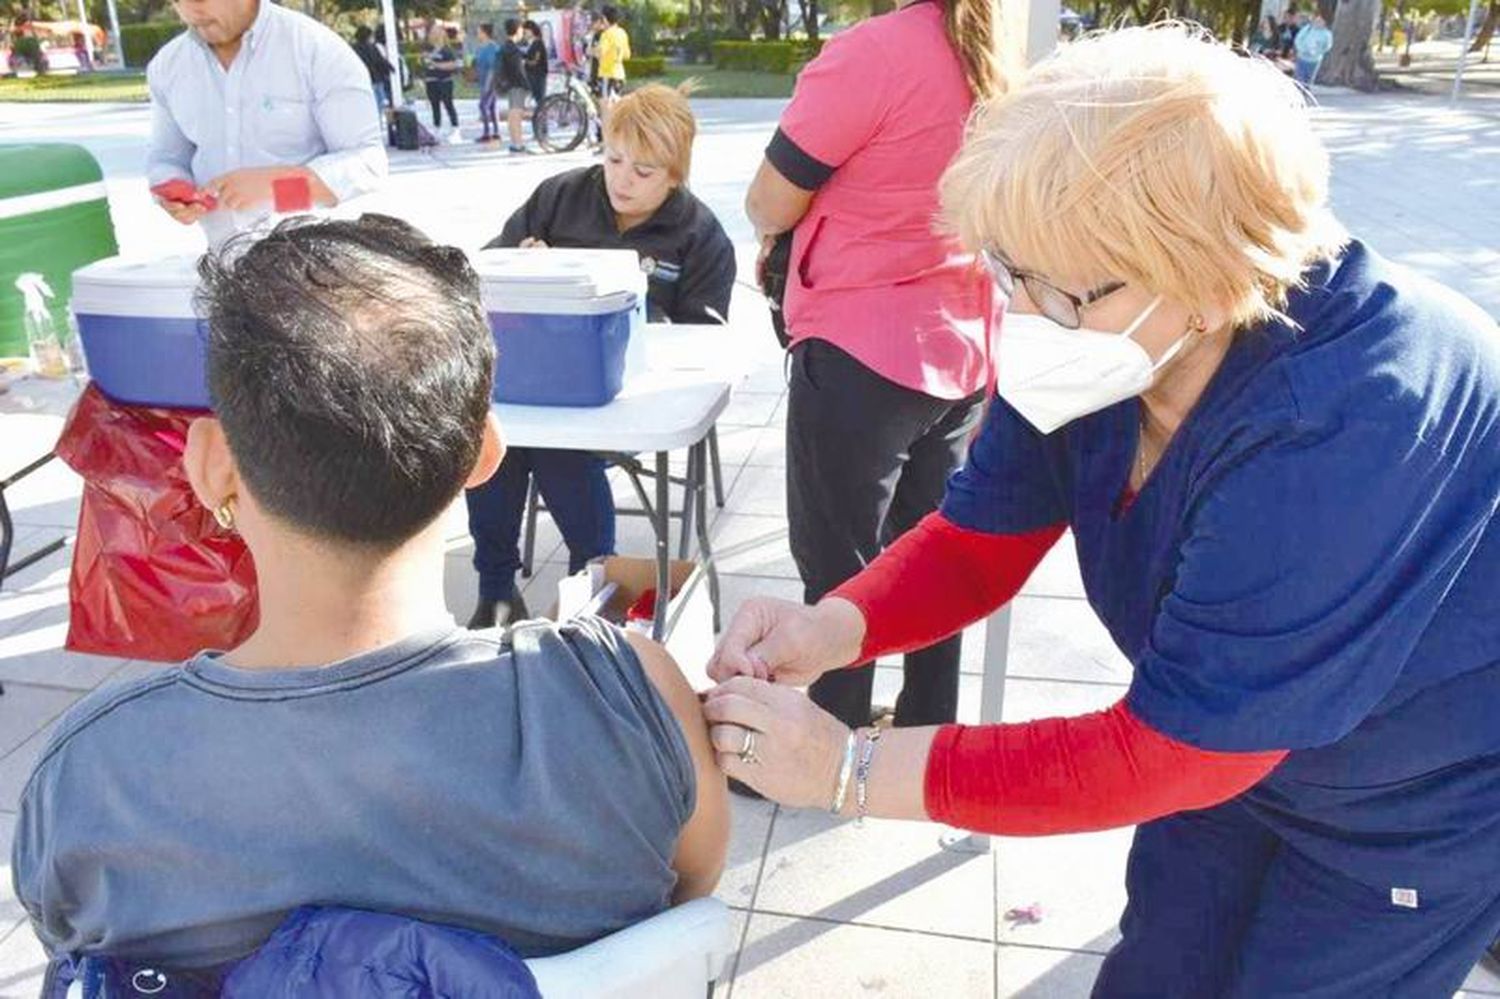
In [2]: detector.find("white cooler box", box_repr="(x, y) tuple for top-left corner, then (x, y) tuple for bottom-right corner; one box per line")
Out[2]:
(71, 254), (210, 409)
(475, 248), (647, 407)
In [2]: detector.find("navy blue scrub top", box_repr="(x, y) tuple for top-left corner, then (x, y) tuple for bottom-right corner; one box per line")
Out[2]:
(943, 241), (1500, 894)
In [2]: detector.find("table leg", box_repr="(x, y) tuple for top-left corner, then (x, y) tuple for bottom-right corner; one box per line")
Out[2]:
(941, 603), (1014, 856)
(693, 439), (721, 632)
(521, 478), (540, 579)
(652, 450), (671, 641)
(708, 426), (725, 508)
(678, 445), (699, 560)
(1, 452), (63, 587)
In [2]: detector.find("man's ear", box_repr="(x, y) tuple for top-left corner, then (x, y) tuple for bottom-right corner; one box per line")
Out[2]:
(184, 418), (240, 512)
(465, 412), (506, 489)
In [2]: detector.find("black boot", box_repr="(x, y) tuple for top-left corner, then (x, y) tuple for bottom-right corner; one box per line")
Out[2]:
(467, 592), (529, 631)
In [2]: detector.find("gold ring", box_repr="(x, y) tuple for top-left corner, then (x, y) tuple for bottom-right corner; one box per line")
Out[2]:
(738, 729), (761, 766)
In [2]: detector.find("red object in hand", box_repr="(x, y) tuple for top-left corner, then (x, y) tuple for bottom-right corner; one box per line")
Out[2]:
(150, 179), (217, 210)
(54, 385), (259, 663)
(272, 174), (313, 213)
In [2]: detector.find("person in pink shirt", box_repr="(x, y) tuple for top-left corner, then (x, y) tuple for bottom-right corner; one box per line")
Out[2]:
(743, 0), (1005, 741)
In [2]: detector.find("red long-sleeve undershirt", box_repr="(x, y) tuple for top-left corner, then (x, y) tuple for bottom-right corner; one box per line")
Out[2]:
(830, 513), (1287, 836)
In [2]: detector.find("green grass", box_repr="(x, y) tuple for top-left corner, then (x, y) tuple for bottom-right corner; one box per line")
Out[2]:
(657, 64), (796, 98)
(0, 70), (149, 102)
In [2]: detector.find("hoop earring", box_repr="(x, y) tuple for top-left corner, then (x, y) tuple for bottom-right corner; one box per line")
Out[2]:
(212, 499), (236, 532)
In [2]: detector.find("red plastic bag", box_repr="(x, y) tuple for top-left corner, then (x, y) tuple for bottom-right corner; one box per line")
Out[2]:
(54, 385), (258, 662)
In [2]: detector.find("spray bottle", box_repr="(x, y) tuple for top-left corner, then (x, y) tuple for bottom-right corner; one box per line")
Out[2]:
(15, 273), (69, 379)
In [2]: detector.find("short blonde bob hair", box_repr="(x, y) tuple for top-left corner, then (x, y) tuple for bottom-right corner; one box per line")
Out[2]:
(941, 23), (1346, 328)
(603, 82), (699, 185)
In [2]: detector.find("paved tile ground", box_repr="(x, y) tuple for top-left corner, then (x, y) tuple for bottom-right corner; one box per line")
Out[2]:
(1, 86), (1498, 997)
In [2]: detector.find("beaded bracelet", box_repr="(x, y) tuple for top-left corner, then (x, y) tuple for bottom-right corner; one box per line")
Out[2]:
(855, 726), (883, 826)
(829, 728), (857, 815)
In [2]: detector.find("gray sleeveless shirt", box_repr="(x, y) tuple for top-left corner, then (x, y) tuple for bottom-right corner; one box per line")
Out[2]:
(12, 616), (695, 966)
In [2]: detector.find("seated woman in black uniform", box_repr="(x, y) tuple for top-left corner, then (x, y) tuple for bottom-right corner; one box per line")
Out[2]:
(466, 82), (737, 628)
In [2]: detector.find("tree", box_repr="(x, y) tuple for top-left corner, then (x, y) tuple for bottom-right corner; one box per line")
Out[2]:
(799, 0), (818, 39)
(1319, 0), (1381, 90)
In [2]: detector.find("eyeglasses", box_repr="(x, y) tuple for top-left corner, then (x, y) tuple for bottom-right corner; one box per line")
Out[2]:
(981, 248), (1126, 330)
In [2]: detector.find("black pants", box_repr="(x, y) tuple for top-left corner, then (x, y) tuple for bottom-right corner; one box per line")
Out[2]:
(424, 79), (458, 127)
(786, 339), (985, 729)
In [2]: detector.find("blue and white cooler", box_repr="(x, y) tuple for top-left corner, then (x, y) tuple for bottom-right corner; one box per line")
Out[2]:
(70, 254), (210, 410)
(475, 248), (647, 407)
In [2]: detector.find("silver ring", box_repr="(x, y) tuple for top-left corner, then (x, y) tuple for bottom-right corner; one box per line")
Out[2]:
(738, 729), (762, 766)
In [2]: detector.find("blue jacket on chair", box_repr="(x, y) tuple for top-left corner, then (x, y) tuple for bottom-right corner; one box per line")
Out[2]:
(46, 906), (543, 998)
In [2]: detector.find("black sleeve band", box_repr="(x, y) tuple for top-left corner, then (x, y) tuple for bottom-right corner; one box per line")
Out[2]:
(766, 127), (835, 191)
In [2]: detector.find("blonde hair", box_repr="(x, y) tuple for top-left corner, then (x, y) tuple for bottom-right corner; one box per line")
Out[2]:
(603, 82), (700, 185)
(940, 23), (1346, 327)
(943, 0), (1009, 101)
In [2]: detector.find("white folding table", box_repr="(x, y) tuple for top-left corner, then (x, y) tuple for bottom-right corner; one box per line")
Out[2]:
(493, 365), (733, 641)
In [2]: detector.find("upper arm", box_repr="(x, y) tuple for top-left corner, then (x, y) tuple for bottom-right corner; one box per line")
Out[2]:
(773, 30), (889, 178)
(747, 31), (887, 233)
(626, 633), (729, 902)
(311, 34), (381, 150)
(146, 56), (194, 182)
(672, 221), (737, 323)
(941, 395), (1073, 535)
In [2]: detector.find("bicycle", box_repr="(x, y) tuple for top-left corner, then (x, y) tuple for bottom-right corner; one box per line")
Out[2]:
(532, 69), (601, 154)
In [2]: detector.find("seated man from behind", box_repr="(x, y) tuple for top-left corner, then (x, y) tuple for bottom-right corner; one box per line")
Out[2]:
(12, 215), (728, 972)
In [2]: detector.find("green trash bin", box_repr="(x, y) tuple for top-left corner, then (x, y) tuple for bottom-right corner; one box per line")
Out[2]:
(0, 144), (120, 360)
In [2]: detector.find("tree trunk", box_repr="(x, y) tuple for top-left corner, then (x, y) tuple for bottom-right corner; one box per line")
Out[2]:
(1320, 0), (1381, 91)
(1471, 0), (1499, 52)
(759, 0), (784, 39)
(802, 0), (817, 40)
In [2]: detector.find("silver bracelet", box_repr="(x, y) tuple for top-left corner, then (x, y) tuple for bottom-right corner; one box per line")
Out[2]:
(829, 729), (857, 815)
(855, 726), (883, 826)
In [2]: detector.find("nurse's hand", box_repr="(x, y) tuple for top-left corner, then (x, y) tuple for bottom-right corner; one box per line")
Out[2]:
(704, 677), (850, 809)
(707, 596), (866, 687)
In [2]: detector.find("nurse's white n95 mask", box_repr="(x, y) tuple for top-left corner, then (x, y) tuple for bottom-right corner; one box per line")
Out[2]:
(997, 295), (1183, 435)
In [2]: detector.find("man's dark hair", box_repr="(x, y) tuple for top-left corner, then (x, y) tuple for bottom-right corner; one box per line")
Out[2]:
(601, 5), (619, 24)
(446, 25), (460, 39)
(523, 19), (541, 35)
(354, 25), (372, 43)
(503, 17), (520, 36)
(478, 21), (493, 38)
(196, 216), (496, 549)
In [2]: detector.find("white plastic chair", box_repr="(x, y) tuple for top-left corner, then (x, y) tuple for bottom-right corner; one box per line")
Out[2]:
(526, 897), (736, 999)
(64, 897), (735, 999)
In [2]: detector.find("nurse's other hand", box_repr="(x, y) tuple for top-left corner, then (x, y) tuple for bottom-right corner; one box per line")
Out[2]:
(707, 597), (865, 687)
(519, 237), (549, 249)
(157, 198), (206, 226)
(704, 677), (850, 809)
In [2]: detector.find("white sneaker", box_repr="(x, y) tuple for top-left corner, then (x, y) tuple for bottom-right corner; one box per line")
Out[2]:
(447, 128), (464, 145)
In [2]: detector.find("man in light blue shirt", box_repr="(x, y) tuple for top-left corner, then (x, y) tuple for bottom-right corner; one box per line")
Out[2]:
(147, 0), (388, 244)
